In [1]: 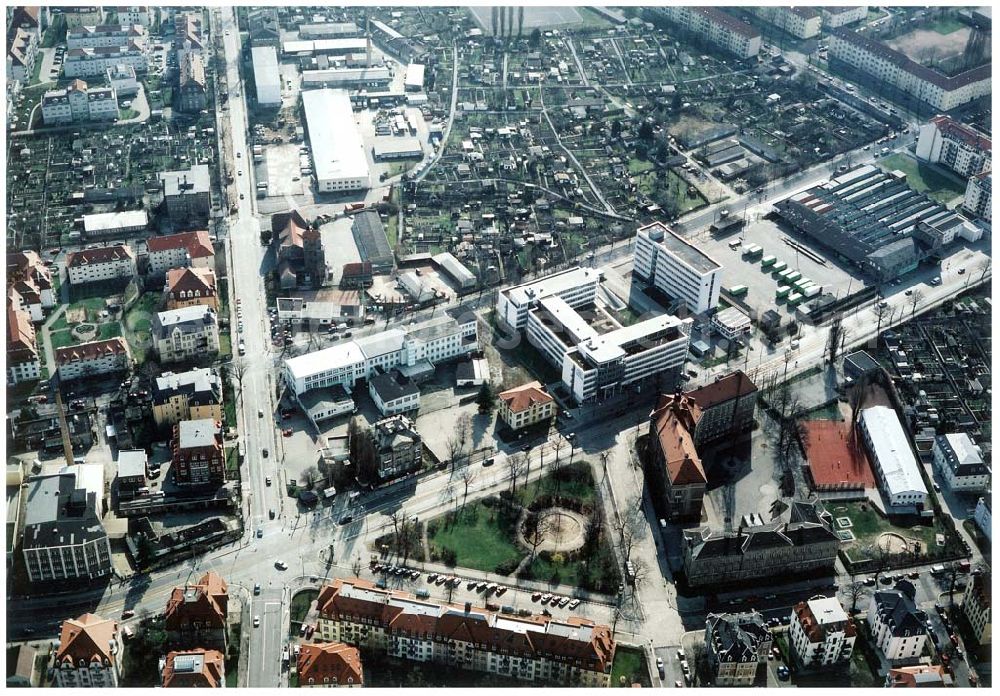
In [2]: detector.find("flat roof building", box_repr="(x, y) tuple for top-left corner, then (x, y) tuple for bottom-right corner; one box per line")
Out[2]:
(81, 210), (148, 239)
(302, 89), (371, 193)
(301, 67), (392, 89)
(859, 406), (929, 514)
(497, 266), (601, 330)
(404, 62), (425, 91)
(251, 46), (280, 106)
(634, 222), (723, 314)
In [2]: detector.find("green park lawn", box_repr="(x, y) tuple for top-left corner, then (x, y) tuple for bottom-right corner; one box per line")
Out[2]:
(879, 154), (967, 204)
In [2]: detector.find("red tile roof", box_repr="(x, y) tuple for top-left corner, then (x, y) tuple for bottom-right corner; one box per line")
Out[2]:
(930, 115), (991, 152)
(7, 304), (37, 361)
(56, 613), (119, 668)
(650, 394), (705, 486)
(146, 230), (214, 258)
(685, 370), (757, 410)
(166, 266), (216, 296)
(297, 643), (363, 687)
(164, 571), (229, 631)
(162, 649), (224, 688)
(499, 380), (554, 413)
(55, 337), (129, 365)
(801, 419), (876, 489)
(66, 244), (134, 268)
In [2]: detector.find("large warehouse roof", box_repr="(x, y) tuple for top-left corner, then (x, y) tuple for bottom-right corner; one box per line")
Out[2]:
(302, 88), (370, 187)
(251, 46), (280, 105)
(860, 406), (927, 498)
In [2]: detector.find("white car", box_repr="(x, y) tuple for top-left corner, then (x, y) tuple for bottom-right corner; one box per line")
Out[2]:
(253, 616), (260, 627)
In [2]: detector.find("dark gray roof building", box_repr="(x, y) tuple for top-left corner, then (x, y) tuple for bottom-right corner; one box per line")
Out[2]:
(351, 212), (394, 273)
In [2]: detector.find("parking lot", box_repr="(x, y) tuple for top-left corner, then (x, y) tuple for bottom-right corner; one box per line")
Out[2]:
(687, 217), (868, 318)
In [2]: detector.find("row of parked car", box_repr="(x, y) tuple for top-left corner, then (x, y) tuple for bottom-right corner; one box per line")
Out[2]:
(531, 591), (580, 609)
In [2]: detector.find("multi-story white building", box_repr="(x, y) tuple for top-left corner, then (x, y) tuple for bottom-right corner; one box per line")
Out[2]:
(284, 311), (479, 396)
(828, 28), (991, 112)
(961, 572), (991, 646)
(61, 7), (106, 29)
(113, 6), (151, 27)
(53, 613), (122, 688)
(916, 116), (991, 179)
(42, 78), (118, 125)
(750, 7), (821, 39)
(868, 580), (927, 664)
(106, 63), (139, 96)
(858, 406), (929, 514)
(711, 307), (752, 341)
(789, 597), (856, 669)
(315, 577), (616, 687)
(22, 472), (112, 584)
(974, 495), (991, 542)
(654, 7), (762, 59)
(497, 266), (600, 331)
(152, 306), (220, 364)
(64, 44), (148, 77)
(55, 337), (132, 382)
(820, 6), (868, 29)
(252, 46), (281, 106)
(561, 314), (691, 403)
(933, 433), (990, 493)
(146, 230), (215, 277)
(7, 27), (38, 83)
(65, 244), (136, 285)
(67, 24), (148, 50)
(7, 250), (57, 321)
(633, 222), (723, 315)
(963, 171), (992, 222)
(369, 370), (419, 416)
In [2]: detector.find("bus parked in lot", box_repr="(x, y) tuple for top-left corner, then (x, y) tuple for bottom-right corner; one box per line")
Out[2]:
(785, 270), (802, 283)
(776, 285), (791, 299)
(727, 285), (748, 298)
(786, 292), (803, 307)
(760, 254), (777, 269)
(771, 261), (788, 274)
(742, 243), (763, 259)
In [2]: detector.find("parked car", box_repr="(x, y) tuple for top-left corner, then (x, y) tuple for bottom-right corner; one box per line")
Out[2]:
(253, 616), (260, 627)
(275, 560), (287, 570)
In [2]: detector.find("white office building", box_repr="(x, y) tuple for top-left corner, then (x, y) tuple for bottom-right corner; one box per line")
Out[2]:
(933, 433), (990, 493)
(302, 89), (371, 192)
(711, 307), (752, 341)
(284, 311), (478, 396)
(106, 63), (138, 96)
(251, 46), (281, 106)
(859, 406), (929, 514)
(496, 266), (601, 331)
(634, 222), (723, 315)
(561, 315), (691, 403)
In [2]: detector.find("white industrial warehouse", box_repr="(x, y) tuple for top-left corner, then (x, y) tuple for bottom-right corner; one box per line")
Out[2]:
(252, 46), (281, 106)
(301, 88), (371, 192)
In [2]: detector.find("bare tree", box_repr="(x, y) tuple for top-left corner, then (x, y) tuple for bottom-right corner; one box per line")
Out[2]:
(389, 510), (404, 549)
(944, 562), (962, 608)
(524, 511), (553, 560)
(446, 434), (463, 472)
(910, 289), (924, 318)
(844, 578), (868, 615)
(872, 301), (891, 349)
(300, 465), (321, 490)
(458, 464), (478, 513)
(978, 259), (991, 283)
(869, 542), (894, 588)
(352, 556), (362, 577)
(613, 497), (645, 565)
(848, 372), (872, 433)
(229, 357), (249, 399)
(505, 451), (527, 500)
(826, 313), (844, 365)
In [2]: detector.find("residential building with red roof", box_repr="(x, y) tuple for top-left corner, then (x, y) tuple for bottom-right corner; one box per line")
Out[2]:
(789, 596), (856, 669)
(886, 664), (953, 687)
(164, 572), (229, 649)
(498, 380), (555, 432)
(55, 337), (132, 382)
(66, 23), (148, 50)
(801, 419), (876, 491)
(171, 418), (224, 486)
(65, 244), (137, 286)
(63, 42), (147, 77)
(685, 370), (757, 445)
(165, 267), (218, 311)
(829, 27), (991, 112)
(6, 302), (40, 385)
(6, 26), (38, 83)
(916, 116), (991, 179)
(297, 642), (363, 688)
(653, 7), (761, 59)
(53, 613), (123, 688)
(161, 649), (225, 688)
(7, 250), (56, 321)
(146, 230), (215, 277)
(315, 577), (615, 686)
(647, 393), (706, 521)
